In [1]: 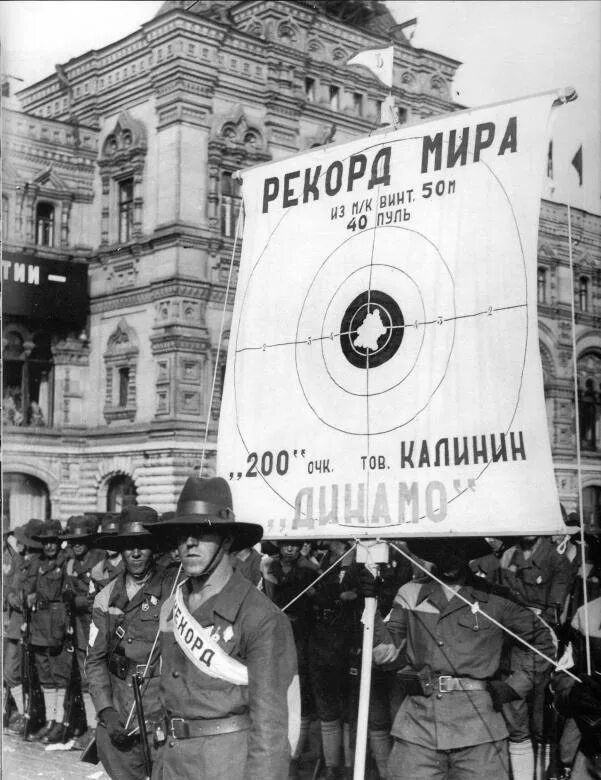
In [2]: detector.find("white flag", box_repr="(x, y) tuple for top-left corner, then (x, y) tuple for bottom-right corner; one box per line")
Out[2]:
(347, 46), (393, 88)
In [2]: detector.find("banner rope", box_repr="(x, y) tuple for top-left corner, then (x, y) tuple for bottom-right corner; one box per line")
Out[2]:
(198, 204), (244, 478)
(386, 540), (580, 682)
(280, 543), (358, 613)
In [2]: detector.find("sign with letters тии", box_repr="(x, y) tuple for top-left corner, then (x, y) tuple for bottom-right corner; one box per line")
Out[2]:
(218, 93), (564, 539)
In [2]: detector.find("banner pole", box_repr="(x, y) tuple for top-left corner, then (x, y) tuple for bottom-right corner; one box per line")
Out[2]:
(354, 596), (377, 780)
(567, 202), (592, 675)
(353, 541), (390, 780)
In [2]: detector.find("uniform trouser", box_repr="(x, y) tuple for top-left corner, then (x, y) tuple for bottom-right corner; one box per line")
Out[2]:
(503, 668), (550, 743)
(4, 638), (21, 688)
(571, 749), (601, 780)
(151, 730), (249, 780)
(369, 669), (404, 730)
(32, 645), (70, 689)
(97, 722), (160, 780)
(387, 738), (510, 780)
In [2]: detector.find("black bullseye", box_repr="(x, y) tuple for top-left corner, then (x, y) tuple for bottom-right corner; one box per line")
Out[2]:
(340, 290), (404, 369)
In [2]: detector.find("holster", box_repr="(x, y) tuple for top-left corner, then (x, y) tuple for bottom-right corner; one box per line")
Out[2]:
(395, 667), (433, 696)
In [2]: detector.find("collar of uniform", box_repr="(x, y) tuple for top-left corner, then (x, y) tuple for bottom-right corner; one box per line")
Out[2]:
(416, 580), (490, 608)
(110, 565), (161, 609)
(40, 550), (67, 571)
(207, 568), (253, 623)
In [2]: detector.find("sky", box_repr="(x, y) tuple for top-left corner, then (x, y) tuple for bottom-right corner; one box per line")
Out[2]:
(1, 0), (599, 213)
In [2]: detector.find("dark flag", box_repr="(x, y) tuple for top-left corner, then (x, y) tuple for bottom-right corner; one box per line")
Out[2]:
(547, 140), (553, 179)
(571, 145), (583, 186)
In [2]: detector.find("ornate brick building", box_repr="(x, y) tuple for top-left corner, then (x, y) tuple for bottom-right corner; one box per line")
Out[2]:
(3, 0), (600, 528)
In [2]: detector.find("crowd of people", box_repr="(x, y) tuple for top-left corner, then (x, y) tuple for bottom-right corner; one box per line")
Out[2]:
(2, 476), (600, 780)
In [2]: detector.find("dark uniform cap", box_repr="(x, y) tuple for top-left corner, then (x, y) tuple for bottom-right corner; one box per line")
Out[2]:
(62, 514), (98, 543)
(96, 506), (159, 550)
(98, 512), (121, 535)
(31, 518), (64, 542)
(146, 476), (263, 553)
(13, 518), (45, 550)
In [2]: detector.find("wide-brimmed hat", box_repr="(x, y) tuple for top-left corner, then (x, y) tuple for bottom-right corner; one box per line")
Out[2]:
(146, 476), (263, 553)
(14, 519), (45, 550)
(32, 518), (64, 542)
(406, 537), (492, 567)
(62, 515), (99, 544)
(96, 506), (159, 550)
(92, 512), (121, 546)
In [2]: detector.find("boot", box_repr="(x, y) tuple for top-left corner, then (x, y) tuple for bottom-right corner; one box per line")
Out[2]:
(26, 720), (55, 742)
(41, 720), (65, 744)
(289, 757), (300, 780)
(6, 713), (25, 736)
(72, 729), (93, 751)
(324, 768), (340, 780)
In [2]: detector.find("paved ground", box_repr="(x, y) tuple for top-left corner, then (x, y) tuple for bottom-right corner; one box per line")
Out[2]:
(2, 733), (110, 780)
(2, 729), (366, 779)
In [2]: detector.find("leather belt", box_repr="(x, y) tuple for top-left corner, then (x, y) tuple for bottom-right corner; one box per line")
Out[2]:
(166, 713), (251, 739)
(108, 654), (155, 681)
(36, 599), (61, 611)
(433, 675), (488, 693)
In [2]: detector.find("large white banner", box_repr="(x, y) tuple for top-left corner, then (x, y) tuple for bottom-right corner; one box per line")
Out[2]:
(218, 94), (566, 539)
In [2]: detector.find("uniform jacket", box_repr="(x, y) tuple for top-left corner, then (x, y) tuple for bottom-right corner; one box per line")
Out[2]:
(30, 551), (69, 648)
(377, 579), (555, 750)
(231, 548), (263, 587)
(500, 537), (574, 623)
(86, 566), (176, 720)
(89, 555), (124, 592)
(263, 555), (317, 639)
(65, 548), (106, 649)
(4, 550), (40, 640)
(157, 569), (297, 780)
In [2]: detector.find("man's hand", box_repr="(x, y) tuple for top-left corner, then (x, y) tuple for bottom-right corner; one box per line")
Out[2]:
(26, 593), (37, 609)
(100, 707), (130, 747)
(7, 592), (22, 611)
(373, 643), (399, 665)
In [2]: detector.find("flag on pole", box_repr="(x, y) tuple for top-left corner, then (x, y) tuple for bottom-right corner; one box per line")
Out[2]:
(547, 140), (553, 179)
(347, 46), (394, 88)
(571, 145), (583, 185)
(380, 95), (397, 126)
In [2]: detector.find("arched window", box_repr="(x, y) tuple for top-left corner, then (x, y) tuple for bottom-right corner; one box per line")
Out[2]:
(579, 276), (589, 312)
(36, 202), (55, 246)
(2, 473), (51, 529)
(537, 267), (547, 304)
(118, 177), (134, 242)
(220, 171), (242, 238)
(106, 474), (137, 513)
(583, 485), (601, 532)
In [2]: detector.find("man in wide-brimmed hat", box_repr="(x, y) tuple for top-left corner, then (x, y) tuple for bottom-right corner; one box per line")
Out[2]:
(3, 518), (44, 736)
(145, 476), (298, 780)
(371, 537), (557, 780)
(86, 506), (177, 780)
(496, 535), (574, 777)
(62, 514), (105, 748)
(26, 518), (71, 744)
(89, 513), (124, 591)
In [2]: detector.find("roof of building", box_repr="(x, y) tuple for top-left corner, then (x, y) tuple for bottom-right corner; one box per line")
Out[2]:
(154, 0), (405, 40)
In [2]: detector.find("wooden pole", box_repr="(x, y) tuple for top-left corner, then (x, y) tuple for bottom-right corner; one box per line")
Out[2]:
(353, 540), (389, 780)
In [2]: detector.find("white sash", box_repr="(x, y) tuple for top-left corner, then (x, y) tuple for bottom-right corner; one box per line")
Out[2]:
(173, 583), (248, 686)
